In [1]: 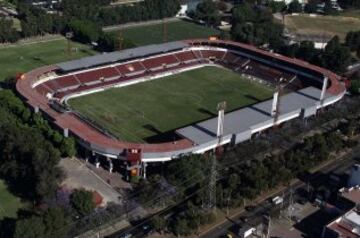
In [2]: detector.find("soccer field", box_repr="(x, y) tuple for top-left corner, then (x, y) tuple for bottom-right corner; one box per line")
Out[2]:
(0, 180), (24, 219)
(113, 20), (220, 47)
(69, 66), (273, 143)
(0, 38), (96, 82)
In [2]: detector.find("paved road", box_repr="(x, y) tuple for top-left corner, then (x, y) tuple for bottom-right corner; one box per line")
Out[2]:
(200, 151), (359, 238)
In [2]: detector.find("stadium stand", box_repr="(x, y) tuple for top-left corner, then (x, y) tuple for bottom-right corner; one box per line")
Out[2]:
(17, 39), (346, 167)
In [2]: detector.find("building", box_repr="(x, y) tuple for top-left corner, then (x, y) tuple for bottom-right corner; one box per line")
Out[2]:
(322, 187), (360, 238)
(272, 0), (308, 5)
(348, 164), (360, 188)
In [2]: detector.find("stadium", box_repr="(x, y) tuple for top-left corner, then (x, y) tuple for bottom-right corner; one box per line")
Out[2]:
(16, 39), (346, 177)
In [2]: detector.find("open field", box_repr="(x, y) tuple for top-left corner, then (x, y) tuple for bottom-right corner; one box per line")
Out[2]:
(340, 9), (360, 19)
(285, 14), (360, 41)
(0, 38), (96, 81)
(0, 180), (24, 219)
(69, 66), (273, 143)
(115, 20), (220, 46)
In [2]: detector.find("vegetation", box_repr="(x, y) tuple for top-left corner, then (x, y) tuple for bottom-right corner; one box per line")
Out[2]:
(0, 38), (95, 82)
(69, 66), (272, 142)
(138, 95), (360, 235)
(231, 3), (284, 49)
(284, 14), (360, 41)
(70, 189), (96, 217)
(0, 180), (24, 219)
(109, 20), (219, 47)
(189, 0), (220, 26)
(0, 0), (181, 45)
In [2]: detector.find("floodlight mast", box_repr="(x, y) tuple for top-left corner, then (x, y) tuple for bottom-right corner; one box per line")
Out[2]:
(272, 83), (283, 126)
(217, 101), (226, 145)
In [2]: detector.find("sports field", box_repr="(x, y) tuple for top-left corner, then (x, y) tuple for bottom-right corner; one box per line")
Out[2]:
(113, 20), (220, 46)
(0, 38), (96, 81)
(0, 180), (24, 219)
(69, 66), (273, 143)
(285, 14), (360, 41)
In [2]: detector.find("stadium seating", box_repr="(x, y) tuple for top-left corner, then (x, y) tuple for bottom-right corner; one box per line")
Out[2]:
(43, 48), (313, 102)
(142, 55), (179, 70)
(56, 75), (79, 88)
(76, 67), (119, 84)
(200, 50), (226, 60)
(115, 62), (145, 75)
(174, 51), (197, 63)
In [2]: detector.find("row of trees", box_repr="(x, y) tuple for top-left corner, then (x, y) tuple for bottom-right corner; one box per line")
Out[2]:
(227, 3), (353, 73)
(280, 36), (351, 73)
(231, 3), (284, 49)
(345, 30), (360, 58)
(136, 93), (360, 236)
(0, 18), (20, 43)
(0, 0), (180, 44)
(10, 189), (96, 238)
(0, 90), (76, 201)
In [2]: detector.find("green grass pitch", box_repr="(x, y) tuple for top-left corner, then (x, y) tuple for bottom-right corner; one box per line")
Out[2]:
(115, 20), (220, 47)
(0, 179), (24, 219)
(69, 66), (273, 143)
(0, 38), (96, 82)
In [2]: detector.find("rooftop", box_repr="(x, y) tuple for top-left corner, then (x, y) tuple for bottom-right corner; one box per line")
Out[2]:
(56, 41), (189, 72)
(177, 87), (325, 144)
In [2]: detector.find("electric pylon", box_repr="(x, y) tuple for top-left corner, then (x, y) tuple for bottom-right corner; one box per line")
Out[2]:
(206, 102), (226, 211)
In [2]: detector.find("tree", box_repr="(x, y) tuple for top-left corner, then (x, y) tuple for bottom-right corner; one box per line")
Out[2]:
(70, 189), (96, 216)
(345, 31), (360, 51)
(68, 19), (101, 43)
(193, 0), (220, 26)
(152, 216), (167, 234)
(43, 207), (70, 238)
(288, 0), (303, 13)
(304, 0), (321, 13)
(268, 0), (286, 13)
(323, 36), (351, 73)
(14, 216), (46, 238)
(0, 17), (19, 43)
(172, 216), (190, 236)
(350, 79), (360, 95)
(60, 137), (76, 157)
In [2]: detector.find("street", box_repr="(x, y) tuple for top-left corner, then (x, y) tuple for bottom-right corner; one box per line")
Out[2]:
(200, 150), (360, 238)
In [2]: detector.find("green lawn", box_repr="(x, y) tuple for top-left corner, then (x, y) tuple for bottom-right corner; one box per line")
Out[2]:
(0, 38), (96, 81)
(116, 20), (220, 47)
(0, 180), (24, 219)
(285, 14), (360, 40)
(69, 66), (273, 142)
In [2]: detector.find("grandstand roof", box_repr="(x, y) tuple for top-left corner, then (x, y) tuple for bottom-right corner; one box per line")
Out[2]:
(176, 87), (325, 145)
(56, 41), (189, 72)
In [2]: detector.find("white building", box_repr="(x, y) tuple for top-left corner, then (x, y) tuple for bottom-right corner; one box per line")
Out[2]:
(271, 0), (308, 5)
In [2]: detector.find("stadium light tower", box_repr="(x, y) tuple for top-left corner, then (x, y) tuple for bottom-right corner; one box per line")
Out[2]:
(217, 101), (226, 145)
(320, 76), (329, 105)
(272, 83), (283, 126)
